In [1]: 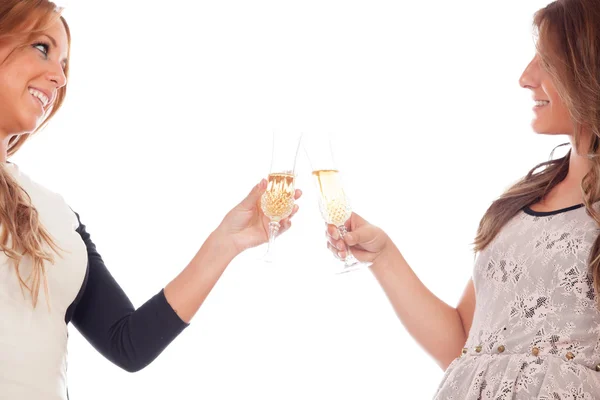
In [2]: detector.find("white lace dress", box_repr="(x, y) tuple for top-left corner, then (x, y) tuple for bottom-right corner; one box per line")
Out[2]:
(434, 204), (600, 399)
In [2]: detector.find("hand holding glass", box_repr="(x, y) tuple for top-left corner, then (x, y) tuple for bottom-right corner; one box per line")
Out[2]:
(304, 133), (368, 273)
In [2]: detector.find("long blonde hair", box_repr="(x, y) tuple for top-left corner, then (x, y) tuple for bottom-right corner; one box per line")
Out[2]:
(474, 0), (600, 303)
(0, 0), (71, 307)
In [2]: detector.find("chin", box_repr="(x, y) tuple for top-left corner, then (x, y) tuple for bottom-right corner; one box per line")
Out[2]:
(532, 129), (557, 135)
(19, 122), (40, 135)
(531, 122), (562, 135)
(15, 113), (44, 135)
(531, 124), (549, 134)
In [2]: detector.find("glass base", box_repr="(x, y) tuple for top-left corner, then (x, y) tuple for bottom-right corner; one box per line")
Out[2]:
(262, 252), (275, 264)
(334, 255), (372, 275)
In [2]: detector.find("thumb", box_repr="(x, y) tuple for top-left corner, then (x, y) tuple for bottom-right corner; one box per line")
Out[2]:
(343, 224), (375, 247)
(348, 211), (368, 229)
(239, 179), (267, 209)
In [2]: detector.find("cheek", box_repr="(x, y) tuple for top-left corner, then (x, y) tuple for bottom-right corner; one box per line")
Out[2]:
(0, 73), (20, 109)
(0, 56), (43, 102)
(0, 65), (43, 132)
(0, 63), (27, 94)
(551, 97), (572, 126)
(3, 52), (41, 81)
(544, 89), (572, 127)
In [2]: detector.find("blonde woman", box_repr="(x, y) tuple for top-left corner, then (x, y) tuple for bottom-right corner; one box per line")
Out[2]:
(0, 1), (301, 399)
(327, 0), (600, 398)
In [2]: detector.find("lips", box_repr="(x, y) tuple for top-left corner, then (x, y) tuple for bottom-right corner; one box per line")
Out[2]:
(28, 87), (53, 109)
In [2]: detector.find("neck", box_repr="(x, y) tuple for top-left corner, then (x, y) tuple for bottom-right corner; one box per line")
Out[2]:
(565, 133), (593, 186)
(0, 130), (13, 163)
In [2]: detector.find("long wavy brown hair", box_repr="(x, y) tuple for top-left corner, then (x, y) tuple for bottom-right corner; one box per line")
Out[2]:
(474, 0), (600, 303)
(0, 0), (71, 308)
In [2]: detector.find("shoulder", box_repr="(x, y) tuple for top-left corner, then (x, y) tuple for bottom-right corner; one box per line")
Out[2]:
(5, 162), (79, 230)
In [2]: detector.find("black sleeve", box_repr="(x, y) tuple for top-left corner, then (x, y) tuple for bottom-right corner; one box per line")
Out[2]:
(68, 212), (189, 373)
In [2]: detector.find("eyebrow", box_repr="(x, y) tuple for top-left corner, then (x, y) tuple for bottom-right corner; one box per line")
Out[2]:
(41, 33), (68, 69)
(42, 33), (57, 48)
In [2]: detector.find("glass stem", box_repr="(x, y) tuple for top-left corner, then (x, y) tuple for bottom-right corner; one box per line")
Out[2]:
(338, 225), (360, 267)
(264, 221), (281, 263)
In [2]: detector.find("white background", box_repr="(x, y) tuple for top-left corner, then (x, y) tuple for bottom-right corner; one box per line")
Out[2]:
(12, 0), (568, 398)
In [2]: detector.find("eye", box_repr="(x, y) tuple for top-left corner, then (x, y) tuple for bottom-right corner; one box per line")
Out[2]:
(32, 42), (50, 57)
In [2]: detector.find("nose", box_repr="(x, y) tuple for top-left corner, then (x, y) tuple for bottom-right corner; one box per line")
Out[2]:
(519, 55), (540, 89)
(47, 62), (67, 89)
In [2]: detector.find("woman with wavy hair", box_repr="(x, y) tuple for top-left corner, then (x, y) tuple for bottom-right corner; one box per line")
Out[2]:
(0, 1), (301, 399)
(326, 0), (600, 397)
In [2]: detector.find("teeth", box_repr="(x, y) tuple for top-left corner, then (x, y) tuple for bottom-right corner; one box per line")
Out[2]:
(28, 88), (49, 107)
(535, 100), (549, 107)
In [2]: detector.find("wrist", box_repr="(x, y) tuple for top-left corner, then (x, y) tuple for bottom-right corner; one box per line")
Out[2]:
(206, 227), (240, 262)
(372, 236), (400, 270)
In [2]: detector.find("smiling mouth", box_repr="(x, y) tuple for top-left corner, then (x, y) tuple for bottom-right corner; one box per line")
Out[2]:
(535, 100), (550, 107)
(28, 88), (49, 108)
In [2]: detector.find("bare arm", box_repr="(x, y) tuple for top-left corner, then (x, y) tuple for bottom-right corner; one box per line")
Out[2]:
(371, 245), (475, 370)
(456, 279), (475, 346)
(327, 213), (476, 371)
(165, 181), (301, 323)
(164, 230), (237, 323)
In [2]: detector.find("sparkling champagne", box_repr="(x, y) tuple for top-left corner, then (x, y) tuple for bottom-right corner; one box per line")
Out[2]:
(312, 169), (352, 226)
(261, 173), (295, 222)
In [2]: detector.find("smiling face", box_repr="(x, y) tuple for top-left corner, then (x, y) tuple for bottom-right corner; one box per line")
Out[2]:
(0, 17), (68, 138)
(519, 54), (575, 136)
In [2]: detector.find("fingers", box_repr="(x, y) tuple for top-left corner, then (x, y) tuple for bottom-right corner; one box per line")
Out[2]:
(322, 211), (379, 262)
(278, 204), (299, 234)
(326, 230), (347, 252)
(294, 188), (302, 201)
(341, 229), (360, 247)
(340, 225), (376, 247)
(280, 204), (299, 225)
(240, 179), (267, 209)
(279, 218), (292, 234)
(324, 213), (378, 249)
(327, 241), (372, 263)
(326, 223), (340, 240)
(325, 212), (365, 240)
(327, 242), (344, 260)
(290, 204), (299, 218)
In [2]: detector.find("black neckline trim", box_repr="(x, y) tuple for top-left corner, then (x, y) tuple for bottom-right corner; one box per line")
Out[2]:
(523, 203), (584, 216)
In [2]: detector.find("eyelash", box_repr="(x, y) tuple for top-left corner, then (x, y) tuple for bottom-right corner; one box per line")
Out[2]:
(32, 41), (50, 57)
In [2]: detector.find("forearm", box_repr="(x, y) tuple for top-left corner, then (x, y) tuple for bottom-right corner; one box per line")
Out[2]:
(371, 244), (467, 369)
(164, 230), (239, 323)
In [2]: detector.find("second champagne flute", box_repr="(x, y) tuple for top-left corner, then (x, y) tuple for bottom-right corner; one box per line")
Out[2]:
(304, 133), (369, 274)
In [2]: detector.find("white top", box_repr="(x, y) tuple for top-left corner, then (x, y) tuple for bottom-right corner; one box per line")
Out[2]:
(0, 163), (187, 399)
(0, 163), (87, 399)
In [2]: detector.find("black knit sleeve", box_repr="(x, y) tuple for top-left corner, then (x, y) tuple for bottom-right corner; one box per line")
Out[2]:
(67, 212), (189, 373)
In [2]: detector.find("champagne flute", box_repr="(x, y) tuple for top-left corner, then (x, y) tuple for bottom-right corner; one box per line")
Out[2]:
(260, 131), (302, 263)
(304, 133), (368, 274)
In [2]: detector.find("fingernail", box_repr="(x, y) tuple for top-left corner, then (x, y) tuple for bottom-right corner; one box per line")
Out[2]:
(345, 234), (353, 242)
